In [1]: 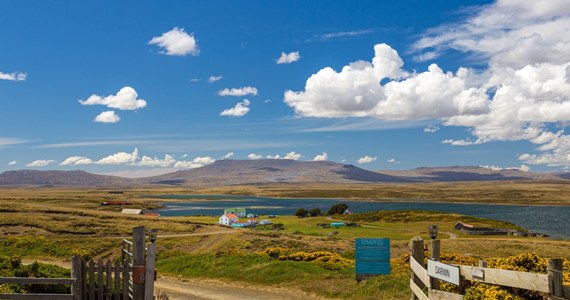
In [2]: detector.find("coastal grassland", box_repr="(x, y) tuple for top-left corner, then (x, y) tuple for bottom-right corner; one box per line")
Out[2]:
(2, 187), (570, 299)
(0, 189), (230, 259)
(128, 181), (570, 205)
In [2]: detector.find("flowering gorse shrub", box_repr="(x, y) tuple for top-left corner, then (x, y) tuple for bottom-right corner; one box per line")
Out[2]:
(257, 247), (353, 268)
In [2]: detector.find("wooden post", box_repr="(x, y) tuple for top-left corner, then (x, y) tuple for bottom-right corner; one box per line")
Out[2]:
(145, 243), (156, 300)
(548, 258), (563, 297)
(410, 236), (425, 300)
(132, 226), (146, 300)
(114, 261), (120, 300)
(71, 255), (82, 300)
(81, 259), (87, 300)
(106, 260), (112, 300)
(89, 260), (95, 300)
(123, 258), (130, 300)
(430, 239), (441, 290)
(97, 259), (103, 300)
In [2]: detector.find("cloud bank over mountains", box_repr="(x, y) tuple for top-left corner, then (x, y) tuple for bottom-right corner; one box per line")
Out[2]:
(285, 0), (570, 166)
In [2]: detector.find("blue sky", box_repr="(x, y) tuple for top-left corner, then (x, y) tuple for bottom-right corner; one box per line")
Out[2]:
(2, 0), (570, 176)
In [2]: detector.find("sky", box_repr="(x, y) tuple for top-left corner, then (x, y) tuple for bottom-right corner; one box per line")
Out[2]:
(1, 0), (570, 177)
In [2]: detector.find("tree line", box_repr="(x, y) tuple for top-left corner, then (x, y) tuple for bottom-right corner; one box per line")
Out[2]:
(295, 203), (348, 218)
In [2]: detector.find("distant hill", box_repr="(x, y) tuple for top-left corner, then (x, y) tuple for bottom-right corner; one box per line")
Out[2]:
(138, 159), (411, 186)
(0, 170), (133, 187)
(1, 162), (569, 187)
(378, 166), (564, 182)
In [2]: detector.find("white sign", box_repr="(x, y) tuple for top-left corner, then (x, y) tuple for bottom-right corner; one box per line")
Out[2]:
(428, 259), (460, 285)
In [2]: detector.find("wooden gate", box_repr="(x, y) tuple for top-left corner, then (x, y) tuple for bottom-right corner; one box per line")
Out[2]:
(0, 226), (156, 300)
(409, 237), (570, 300)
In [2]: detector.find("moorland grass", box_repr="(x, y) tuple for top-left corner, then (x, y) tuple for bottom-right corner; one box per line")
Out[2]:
(1, 187), (570, 298)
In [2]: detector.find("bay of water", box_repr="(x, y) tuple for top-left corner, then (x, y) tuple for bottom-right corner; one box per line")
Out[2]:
(152, 195), (570, 239)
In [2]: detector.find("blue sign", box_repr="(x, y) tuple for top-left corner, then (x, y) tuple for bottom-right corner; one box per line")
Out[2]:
(355, 238), (390, 276)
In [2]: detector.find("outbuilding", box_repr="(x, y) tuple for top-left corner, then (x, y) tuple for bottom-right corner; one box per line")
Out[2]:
(121, 209), (142, 215)
(224, 208), (247, 217)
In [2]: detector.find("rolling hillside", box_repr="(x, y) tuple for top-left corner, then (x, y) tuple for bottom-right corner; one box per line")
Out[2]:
(0, 170), (133, 187)
(139, 159), (410, 185)
(0, 161), (569, 187)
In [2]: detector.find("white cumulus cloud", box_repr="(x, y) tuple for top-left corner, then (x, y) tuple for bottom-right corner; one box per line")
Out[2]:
(248, 153), (262, 160)
(0, 71), (26, 81)
(285, 1), (570, 167)
(79, 86), (147, 111)
(96, 148), (139, 165)
(284, 152), (301, 160)
(218, 87), (258, 97)
(357, 156), (377, 164)
(149, 27), (199, 56)
(387, 158), (400, 164)
(138, 154), (176, 167)
(208, 75), (223, 83)
(60, 156), (93, 166)
(94, 111), (120, 123)
(8, 160), (16, 166)
(424, 125), (440, 133)
(479, 164), (531, 172)
(276, 51), (301, 64)
(220, 99), (250, 117)
(284, 44), (488, 119)
(26, 160), (56, 167)
(174, 156), (215, 169)
(313, 152), (328, 161)
(222, 152), (234, 159)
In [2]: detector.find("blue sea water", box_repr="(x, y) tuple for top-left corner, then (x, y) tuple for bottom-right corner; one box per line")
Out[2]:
(151, 195), (570, 239)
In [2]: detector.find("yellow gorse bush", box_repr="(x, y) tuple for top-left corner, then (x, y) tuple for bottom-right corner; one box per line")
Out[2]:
(257, 247), (353, 267)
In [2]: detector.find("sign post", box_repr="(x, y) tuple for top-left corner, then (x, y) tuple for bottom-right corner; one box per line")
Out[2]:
(355, 238), (390, 281)
(427, 259), (460, 285)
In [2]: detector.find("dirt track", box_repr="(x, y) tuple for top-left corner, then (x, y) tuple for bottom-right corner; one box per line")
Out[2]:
(155, 276), (328, 300)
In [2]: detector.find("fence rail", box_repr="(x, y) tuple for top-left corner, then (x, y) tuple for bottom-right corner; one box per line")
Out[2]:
(409, 237), (569, 300)
(0, 226), (156, 300)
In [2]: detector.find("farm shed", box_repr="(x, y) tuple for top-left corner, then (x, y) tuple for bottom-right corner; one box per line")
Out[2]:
(224, 208), (247, 217)
(330, 222), (346, 227)
(121, 209), (142, 215)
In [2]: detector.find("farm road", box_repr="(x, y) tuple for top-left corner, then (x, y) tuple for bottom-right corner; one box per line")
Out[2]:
(156, 276), (328, 300)
(21, 260), (328, 300)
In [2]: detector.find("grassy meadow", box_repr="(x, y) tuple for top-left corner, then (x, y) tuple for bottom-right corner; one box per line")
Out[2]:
(0, 186), (569, 298)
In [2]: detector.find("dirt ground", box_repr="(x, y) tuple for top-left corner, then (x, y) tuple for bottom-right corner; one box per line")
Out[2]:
(155, 276), (328, 300)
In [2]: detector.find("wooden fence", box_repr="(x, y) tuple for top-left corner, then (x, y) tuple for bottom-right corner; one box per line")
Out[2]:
(409, 236), (570, 300)
(0, 226), (156, 300)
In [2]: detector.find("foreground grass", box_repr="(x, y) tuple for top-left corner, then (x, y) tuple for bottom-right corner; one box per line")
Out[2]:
(156, 248), (409, 299)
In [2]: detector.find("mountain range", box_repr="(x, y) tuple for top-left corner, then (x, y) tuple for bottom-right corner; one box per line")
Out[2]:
(0, 159), (567, 187)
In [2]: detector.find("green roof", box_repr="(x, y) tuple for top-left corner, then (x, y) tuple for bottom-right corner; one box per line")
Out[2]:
(225, 208), (246, 212)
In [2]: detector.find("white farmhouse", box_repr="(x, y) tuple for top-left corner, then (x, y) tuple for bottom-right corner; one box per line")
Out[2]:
(219, 213), (239, 226)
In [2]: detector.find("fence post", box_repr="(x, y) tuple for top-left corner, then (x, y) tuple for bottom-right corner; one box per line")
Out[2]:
(98, 259), (103, 300)
(548, 258), (563, 297)
(145, 243), (156, 300)
(71, 255), (82, 300)
(123, 258), (130, 300)
(430, 239), (441, 290)
(88, 260), (95, 300)
(410, 236), (425, 300)
(132, 226), (146, 300)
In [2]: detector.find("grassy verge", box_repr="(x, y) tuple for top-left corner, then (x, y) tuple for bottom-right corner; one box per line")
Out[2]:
(156, 248), (409, 299)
